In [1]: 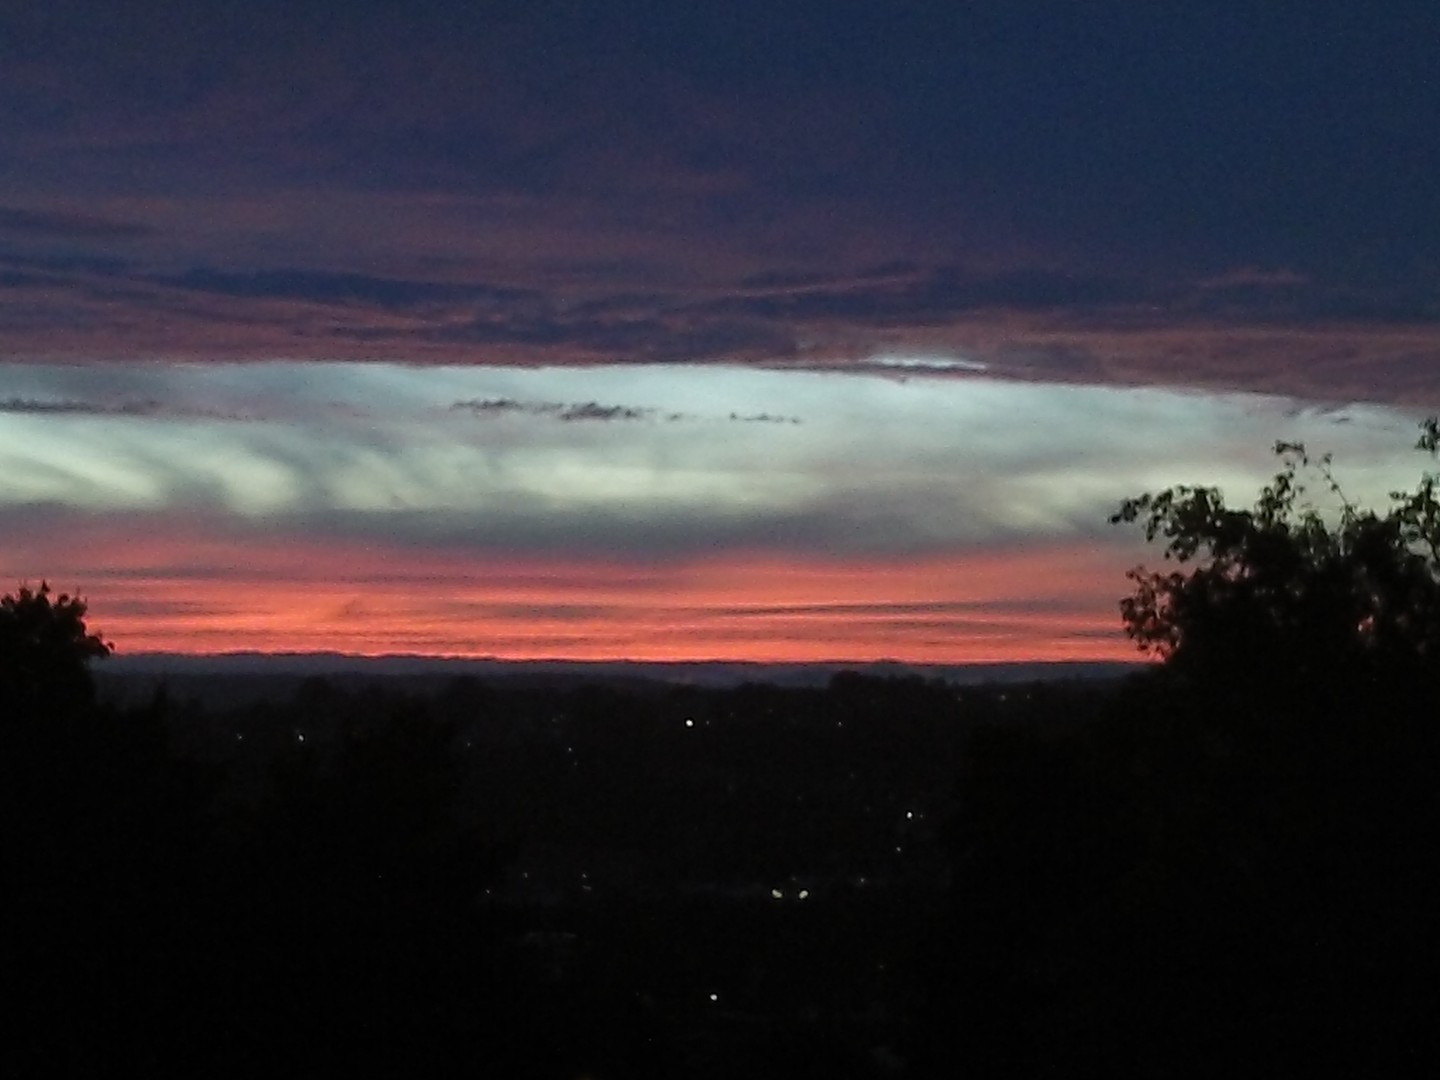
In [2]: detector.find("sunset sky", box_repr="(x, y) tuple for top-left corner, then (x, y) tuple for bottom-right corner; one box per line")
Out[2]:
(2, 2), (1438, 661)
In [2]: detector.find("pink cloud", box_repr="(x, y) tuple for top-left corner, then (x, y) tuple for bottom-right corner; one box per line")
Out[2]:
(0, 514), (1140, 662)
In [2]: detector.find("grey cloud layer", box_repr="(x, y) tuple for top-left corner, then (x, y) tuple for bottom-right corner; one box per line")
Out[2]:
(3, 237), (1437, 404)
(0, 363), (1430, 565)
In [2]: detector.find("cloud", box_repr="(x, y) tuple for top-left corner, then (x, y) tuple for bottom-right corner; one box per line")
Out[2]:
(0, 501), (1144, 662)
(866, 355), (988, 373)
(2, 210), (1437, 406)
(557, 401), (651, 422)
(5, 361), (1428, 568)
(0, 397), (164, 416)
(1197, 267), (1311, 290)
(3, 359), (1433, 660)
(451, 398), (658, 422)
(451, 397), (798, 425)
(694, 265), (1165, 328)
(168, 266), (530, 309)
(0, 206), (152, 241)
(728, 412), (800, 425)
(0, 396), (244, 421)
(424, 310), (796, 362)
(450, 397), (528, 416)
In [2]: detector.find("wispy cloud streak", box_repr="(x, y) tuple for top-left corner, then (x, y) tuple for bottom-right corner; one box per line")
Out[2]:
(0, 396), (245, 421)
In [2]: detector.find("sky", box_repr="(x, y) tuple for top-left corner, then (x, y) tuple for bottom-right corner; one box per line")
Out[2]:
(2, 1), (1438, 661)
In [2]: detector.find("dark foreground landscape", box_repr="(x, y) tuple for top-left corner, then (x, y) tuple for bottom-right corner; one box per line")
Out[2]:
(6, 655), (1440, 1077)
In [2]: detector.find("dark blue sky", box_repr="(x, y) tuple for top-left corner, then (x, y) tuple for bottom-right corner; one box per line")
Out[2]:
(2, 1), (1437, 397)
(11, 4), (1437, 255)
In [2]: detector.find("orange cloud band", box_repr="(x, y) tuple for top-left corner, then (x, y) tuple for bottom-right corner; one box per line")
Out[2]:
(1, 523), (1139, 662)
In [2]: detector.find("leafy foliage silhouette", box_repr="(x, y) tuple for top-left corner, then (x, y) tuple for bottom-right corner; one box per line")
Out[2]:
(0, 582), (112, 718)
(1111, 417), (1440, 684)
(925, 420), (1440, 1076)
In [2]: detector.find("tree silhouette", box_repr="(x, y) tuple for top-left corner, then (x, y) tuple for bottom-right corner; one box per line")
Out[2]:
(0, 582), (112, 720)
(925, 420), (1440, 1075)
(1111, 418), (1440, 687)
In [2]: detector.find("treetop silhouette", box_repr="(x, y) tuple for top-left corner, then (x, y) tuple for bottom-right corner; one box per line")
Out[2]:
(1111, 417), (1440, 684)
(0, 581), (112, 718)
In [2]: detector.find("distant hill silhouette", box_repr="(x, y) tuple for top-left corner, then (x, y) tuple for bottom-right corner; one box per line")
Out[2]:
(101, 652), (1139, 693)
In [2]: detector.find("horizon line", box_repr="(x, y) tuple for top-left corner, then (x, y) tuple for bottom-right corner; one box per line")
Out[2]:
(104, 650), (1145, 667)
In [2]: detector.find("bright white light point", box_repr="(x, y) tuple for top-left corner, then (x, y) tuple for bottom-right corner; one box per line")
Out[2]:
(708, 993), (718, 1002)
(905, 811), (914, 820)
(296, 733), (305, 743)
(771, 888), (783, 900)
(685, 718), (694, 728)
(798, 889), (810, 900)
